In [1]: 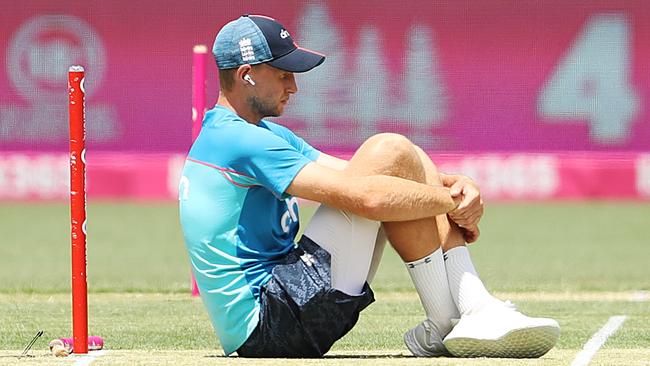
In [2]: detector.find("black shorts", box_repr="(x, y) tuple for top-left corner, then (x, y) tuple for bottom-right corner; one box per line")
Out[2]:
(236, 235), (375, 358)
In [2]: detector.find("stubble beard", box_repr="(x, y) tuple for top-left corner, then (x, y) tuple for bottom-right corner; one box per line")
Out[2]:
(247, 95), (282, 118)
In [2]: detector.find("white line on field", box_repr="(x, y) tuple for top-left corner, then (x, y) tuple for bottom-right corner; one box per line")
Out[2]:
(72, 350), (107, 366)
(570, 315), (627, 366)
(630, 291), (649, 302)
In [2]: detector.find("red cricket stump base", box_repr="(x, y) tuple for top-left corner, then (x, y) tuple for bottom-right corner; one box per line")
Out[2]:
(50, 336), (104, 357)
(61, 336), (105, 353)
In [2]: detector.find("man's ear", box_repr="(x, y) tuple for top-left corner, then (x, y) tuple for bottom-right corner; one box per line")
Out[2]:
(236, 64), (253, 85)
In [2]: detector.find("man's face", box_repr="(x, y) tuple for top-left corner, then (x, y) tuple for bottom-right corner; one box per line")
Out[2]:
(246, 64), (297, 118)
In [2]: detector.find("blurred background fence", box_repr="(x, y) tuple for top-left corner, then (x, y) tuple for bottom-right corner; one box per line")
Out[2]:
(1, 1), (649, 201)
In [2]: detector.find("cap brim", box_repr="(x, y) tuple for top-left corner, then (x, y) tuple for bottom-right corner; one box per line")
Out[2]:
(267, 47), (325, 73)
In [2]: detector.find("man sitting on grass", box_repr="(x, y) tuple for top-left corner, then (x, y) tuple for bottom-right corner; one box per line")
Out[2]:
(178, 14), (560, 358)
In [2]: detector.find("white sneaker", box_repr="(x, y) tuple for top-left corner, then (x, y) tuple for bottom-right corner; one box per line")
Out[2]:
(442, 301), (560, 358)
(404, 319), (451, 357)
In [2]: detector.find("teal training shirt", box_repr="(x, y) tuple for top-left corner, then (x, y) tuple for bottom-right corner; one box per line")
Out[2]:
(178, 106), (320, 355)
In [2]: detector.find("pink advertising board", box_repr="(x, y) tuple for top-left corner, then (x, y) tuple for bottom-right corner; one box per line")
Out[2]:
(1, 152), (649, 201)
(1, 1), (649, 153)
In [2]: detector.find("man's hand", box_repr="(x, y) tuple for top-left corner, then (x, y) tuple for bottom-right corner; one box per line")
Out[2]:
(446, 175), (484, 243)
(457, 224), (480, 244)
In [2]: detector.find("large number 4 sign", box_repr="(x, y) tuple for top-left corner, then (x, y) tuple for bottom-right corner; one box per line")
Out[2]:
(538, 14), (639, 144)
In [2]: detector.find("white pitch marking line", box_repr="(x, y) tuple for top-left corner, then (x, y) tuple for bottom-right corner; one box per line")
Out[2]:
(73, 350), (107, 366)
(630, 291), (649, 302)
(570, 315), (627, 366)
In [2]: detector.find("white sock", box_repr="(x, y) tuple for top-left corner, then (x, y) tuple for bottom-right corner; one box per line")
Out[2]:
(444, 246), (499, 315)
(405, 248), (460, 336)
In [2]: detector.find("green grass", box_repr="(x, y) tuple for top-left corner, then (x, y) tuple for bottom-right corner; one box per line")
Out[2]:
(1, 202), (648, 293)
(471, 202), (650, 292)
(1, 293), (649, 365)
(1, 201), (649, 365)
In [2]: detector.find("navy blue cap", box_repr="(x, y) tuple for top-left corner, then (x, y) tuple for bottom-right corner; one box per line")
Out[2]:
(213, 14), (325, 73)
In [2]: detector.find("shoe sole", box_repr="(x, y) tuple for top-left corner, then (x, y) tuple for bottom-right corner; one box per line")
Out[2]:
(404, 328), (449, 357)
(443, 325), (560, 358)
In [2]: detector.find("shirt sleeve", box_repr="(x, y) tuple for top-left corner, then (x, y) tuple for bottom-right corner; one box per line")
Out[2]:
(261, 121), (321, 161)
(230, 125), (313, 198)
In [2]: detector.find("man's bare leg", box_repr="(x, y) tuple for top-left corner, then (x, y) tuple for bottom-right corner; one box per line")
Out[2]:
(413, 145), (498, 314)
(330, 134), (559, 358)
(304, 133), (450, 301)
(340, 133), (458, 354)
(413, 146), (560, 358)
(355, 143), (496, 349)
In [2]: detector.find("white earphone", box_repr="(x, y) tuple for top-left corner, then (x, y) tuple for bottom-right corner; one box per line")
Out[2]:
(243, 74), (256, 86)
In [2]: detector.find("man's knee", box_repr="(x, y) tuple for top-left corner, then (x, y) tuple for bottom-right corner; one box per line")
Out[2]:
(364, 132), (412, 151)
(357, 133), (424, 181)
(412, 144), (441, 181)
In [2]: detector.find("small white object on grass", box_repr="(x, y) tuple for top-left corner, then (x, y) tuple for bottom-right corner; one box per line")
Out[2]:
(49, 339), (70, 357)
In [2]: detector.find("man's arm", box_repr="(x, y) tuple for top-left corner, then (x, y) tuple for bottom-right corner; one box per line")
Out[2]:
(315, 153), (481, 239)
(316, 152), (348, 171)
(287, 162), (460, 222)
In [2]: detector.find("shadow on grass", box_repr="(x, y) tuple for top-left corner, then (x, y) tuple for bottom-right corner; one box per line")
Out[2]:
(204, 353), (413, 359)
(323, 354), (413, 359)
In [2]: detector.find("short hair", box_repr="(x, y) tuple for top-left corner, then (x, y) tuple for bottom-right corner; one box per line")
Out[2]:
(218, 68), (237, 91)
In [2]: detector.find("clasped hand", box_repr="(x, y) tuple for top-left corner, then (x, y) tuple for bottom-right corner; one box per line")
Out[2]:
(447, 176), (484, 243)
